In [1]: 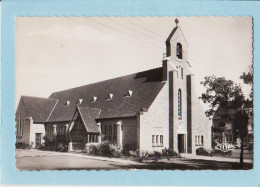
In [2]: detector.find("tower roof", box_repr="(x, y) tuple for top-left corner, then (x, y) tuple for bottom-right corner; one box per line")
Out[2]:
(166, 27), (178, 43)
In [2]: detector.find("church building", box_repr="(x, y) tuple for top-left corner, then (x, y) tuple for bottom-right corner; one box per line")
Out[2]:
(16, 22), (212, 154)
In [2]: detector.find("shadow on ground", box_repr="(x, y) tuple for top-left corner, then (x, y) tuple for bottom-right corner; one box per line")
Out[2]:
(108, 158), (253, 170)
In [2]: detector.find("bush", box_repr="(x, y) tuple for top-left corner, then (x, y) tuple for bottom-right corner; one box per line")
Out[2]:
(99, 142), (113, 157)
(122, 143), (136, 156)
(196, 147), (211, 156)
(88, 144), (100, 155)
(153, 151), (162, 157)
(86, 142), (122, 158)
(42, 134), (69, 152)
(111, 147), (123, 158)
(15, 142), (29, 149)
(196, 147), (232, 156)
(162, 148), (179, 157)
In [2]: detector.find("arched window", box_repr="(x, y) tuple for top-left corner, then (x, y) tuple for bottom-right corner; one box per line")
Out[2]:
(178, 89), (182, 118)
(176, 43), (182, 59)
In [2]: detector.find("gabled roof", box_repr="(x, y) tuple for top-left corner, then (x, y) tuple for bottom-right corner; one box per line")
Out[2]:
(166, 26), (188, 46)
(166, 27), (178, 43)
(77, 107), (101, 133)
(18, 96), (58, 123)
(47, 67), (165, 122)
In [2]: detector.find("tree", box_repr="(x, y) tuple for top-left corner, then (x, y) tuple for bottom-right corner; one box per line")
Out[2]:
(200, 76), (251, 168)
(199, 76), (244, 149)
(233, 110), (249, 167)
(200, 75), (244, 118)
(240, 65), (253, 99)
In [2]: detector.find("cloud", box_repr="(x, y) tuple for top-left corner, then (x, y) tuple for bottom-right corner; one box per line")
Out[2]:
(26, 24), (118, 42)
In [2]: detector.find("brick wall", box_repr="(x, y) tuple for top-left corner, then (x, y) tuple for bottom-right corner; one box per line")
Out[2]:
(15, 99), (31, 146)
(99, 117), (137, 149)
(139, 85), (169, 153)
(45, 121), (69, 136)
(189, 76), (212, 152)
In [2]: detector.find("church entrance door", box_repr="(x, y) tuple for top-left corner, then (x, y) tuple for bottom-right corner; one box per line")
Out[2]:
(178, 134), (186, 153)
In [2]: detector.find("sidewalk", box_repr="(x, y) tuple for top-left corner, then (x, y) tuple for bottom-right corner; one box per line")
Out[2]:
(180, 153), (253, 163)
(16, 149), (253, 164)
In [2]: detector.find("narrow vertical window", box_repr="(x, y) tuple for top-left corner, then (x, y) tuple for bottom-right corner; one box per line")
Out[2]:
(195, 135), (197, 145)
(181, 67), (184, 79)
(152, 135), (155, 145)
(178, 89), (182, 118)
(109, 125), (112, 140)
(15, 119), (18, 136)
(104, 125), (107, 139)
(156, 135), (159, 144)
(113, 125), (117, 140)
(176, 43), (183, 59)
(18, 118), (20, 136)
(201, 136), (204, 145)
(160, 135), (163, 145)
(198, 136), (200, 145)
(21, 120), (24, 136)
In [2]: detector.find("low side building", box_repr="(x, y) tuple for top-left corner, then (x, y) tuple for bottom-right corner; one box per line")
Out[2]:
(212, 101), (253, 149)
(15, 96), (58, 148)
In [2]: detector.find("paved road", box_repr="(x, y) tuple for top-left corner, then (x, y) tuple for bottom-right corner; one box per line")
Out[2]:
(16, 150), (253, 170)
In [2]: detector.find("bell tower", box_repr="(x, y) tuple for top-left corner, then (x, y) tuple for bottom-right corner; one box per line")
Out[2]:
(165, 19), (188, 61)
(162, 19), (189, 81)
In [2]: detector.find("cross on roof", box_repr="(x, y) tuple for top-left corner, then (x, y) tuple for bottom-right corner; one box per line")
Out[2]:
(175, 18), (179, 27)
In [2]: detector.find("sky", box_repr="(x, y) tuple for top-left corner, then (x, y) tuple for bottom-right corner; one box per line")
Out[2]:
(15, 17), (252, 108)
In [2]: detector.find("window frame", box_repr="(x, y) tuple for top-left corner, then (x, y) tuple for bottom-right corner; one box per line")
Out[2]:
(176, 43), (183, 59)
(152, 135), (155, 145)
(160, 135), (163, 145)
(178, 89), (182, 119)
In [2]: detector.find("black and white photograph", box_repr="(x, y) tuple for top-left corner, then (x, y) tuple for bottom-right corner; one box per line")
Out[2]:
(15, 17), (253, 170)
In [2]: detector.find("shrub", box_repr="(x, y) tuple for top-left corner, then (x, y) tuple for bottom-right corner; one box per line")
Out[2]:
(111, 148), (123, 158)
(43, 134), (69, 152)
(196, 147), (232, 156)
(153, 151), (162, 157)
(196, 147), (211, 156)
(162, 148), (179, 157)
(122, 143), (136, 156)
(88, 144), (100, 155)
(99, 142), (113, 157)
(86, 142), (121, 157)
(15, 142), (29, 149)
